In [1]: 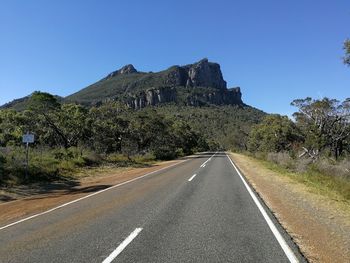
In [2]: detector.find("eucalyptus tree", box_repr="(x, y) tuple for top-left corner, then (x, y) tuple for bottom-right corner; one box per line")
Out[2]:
(292, 97), (350, 159)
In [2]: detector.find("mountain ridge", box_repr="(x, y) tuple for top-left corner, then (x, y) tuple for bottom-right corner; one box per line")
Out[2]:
(1, 58), (245, 110)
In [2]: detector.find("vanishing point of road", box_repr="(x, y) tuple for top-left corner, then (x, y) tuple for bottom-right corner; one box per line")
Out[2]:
(0, 152), (305, 262)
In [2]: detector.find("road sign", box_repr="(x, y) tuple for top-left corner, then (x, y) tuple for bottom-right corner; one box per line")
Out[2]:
(22, 133), (34, 181)
(22, 134), (34, 144)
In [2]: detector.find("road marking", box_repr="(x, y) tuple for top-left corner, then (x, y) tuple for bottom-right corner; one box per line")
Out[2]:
(0, 159), (189, 231)
(200, 152), (216, 168)
(102, 228), (142, 263)
(188, 174), (197, 181)
(226, 153), (299, 263)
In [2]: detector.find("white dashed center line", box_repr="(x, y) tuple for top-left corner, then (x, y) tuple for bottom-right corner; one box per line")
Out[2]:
(188, 174), (197, 181)
(102, 228), (143, 263)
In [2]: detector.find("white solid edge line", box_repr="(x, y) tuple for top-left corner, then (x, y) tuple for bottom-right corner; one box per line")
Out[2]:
(226, 153), (299, 263)
(0, 159), (189, 231)
(102, 227), (143, 263)
(188, 174), (197, 182)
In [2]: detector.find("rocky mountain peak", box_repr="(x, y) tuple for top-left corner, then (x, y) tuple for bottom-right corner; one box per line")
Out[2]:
(185, 58), (226, 90)
(64, 58), (243, 109)
(118, 64), (137, 74)
(104, 64), (138, 79)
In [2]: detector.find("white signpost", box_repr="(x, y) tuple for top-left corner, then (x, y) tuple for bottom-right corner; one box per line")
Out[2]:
(23, 133), (35, 180)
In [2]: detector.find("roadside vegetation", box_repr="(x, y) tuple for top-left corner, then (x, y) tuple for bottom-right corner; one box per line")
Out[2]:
(246, 98), (350, 201)
(0, 92), (209, 185)
(0, 89), (264, 186)
(242, 44), (350, 201)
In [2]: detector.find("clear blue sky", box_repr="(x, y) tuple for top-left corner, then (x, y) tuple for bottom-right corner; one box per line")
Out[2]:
(1, 0), (349, 115)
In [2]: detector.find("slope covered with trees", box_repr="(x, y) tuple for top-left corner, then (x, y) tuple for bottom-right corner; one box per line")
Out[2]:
(0, 91), (264, 185)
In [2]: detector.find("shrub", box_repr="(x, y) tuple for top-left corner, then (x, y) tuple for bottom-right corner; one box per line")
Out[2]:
(83, 152), (104, 166)
(0, 153), (5, 182)
(266, 152), (295, 169)
(313, 158), (350, 179)
(152, 146), (177, 160)
(133, 153), (156, 163)
(295, 157), (313, 173)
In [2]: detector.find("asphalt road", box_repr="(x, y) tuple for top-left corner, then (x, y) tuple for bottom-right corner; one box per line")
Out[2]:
(0, 152), (305, 262)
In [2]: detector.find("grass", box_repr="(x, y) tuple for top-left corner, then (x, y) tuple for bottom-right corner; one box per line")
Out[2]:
(0, 146), (157, 186)
(254, 156), (350, 203)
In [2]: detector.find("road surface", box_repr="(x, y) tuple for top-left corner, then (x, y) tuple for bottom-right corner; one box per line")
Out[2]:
(0, 152), (305, 262)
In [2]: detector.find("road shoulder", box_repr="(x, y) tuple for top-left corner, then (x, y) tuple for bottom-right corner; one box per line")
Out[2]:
(230, 152), (350, 263)
(0, 159), (184, 227)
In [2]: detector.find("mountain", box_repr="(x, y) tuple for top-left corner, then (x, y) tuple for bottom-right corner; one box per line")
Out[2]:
(65, 58), (243, 108)
(0, 58), (266, 150)
(0, 95), (63, 112)
(1, 58), (245, 110)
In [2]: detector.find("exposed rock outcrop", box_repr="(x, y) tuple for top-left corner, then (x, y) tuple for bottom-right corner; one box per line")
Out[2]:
(184, 58), (227, 89)
(186, 87), (242, 106)
(105, 64), (138, 79)
(162, 58), (227, 90)
(126, 87), (177, 109)
(125, 86), (242, 109)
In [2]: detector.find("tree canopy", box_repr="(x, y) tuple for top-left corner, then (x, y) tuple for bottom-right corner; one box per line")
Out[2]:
(344, 39), (350, 66)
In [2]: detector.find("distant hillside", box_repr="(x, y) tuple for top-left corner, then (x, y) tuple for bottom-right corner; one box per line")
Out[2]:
(1, 95), (63, 111)
(1, 58), (253, 113)
(152, 104), (265, 150)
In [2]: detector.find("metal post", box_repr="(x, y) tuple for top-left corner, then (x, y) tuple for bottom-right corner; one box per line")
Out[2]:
(25, 142), (29, 180)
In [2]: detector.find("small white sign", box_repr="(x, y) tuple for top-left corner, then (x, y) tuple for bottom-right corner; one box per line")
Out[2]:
(23, 134), (35, 143)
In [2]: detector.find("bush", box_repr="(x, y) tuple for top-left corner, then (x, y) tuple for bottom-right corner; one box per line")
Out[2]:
(152, 146), (177, 160)
(266, 152), (295, 169)
(313, 158), (350, 179)
(82, 153), (102, 166)
(133, 153), (156, 163)
(0, 153), (5, 182)
(295, 157), (313, 173)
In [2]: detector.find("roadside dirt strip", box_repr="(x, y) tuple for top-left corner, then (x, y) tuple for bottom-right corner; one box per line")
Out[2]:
(0, 159), (186, 227)
(230, 152), (350, 263)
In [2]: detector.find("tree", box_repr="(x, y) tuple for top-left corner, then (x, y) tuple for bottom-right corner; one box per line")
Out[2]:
(291, 97), (350, 159)
(28, 92), (88, 148)
(0, 109), (24, 146)
(248, 114), (302, 153)
(344, 39), (350, 66)
(88, 102), (129, 153)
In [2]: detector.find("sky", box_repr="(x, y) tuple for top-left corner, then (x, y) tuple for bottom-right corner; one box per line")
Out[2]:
(0, 0), (349, 115)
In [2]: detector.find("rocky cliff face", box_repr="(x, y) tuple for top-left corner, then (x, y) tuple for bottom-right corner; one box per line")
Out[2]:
(186, 87), (242, 106)
(161, 58), (227, 90)
(125, 86), (242, 109)
(184, 58), (227, 89)
(126, 87), (177, 109)
(120, 58), (241, 108)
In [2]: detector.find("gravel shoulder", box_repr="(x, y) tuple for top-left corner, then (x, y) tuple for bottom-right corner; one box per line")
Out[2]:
(0, 159), (182, 227)
(230, 152), (350, 263)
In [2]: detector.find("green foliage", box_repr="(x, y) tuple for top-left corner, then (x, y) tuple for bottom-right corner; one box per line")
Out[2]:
(153, 104), (265, 151)
(0, 109), (23, 146)
(0, 88), (266, 184)
(247, 114), (302, 153)
(28, 91), (61, 112)
(344, 39), (350, 66)
(251, 152), (350, 201)
(291, 97), (350, 159)
(0, 153), (5, 181)
(245, 96), (350, 200)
